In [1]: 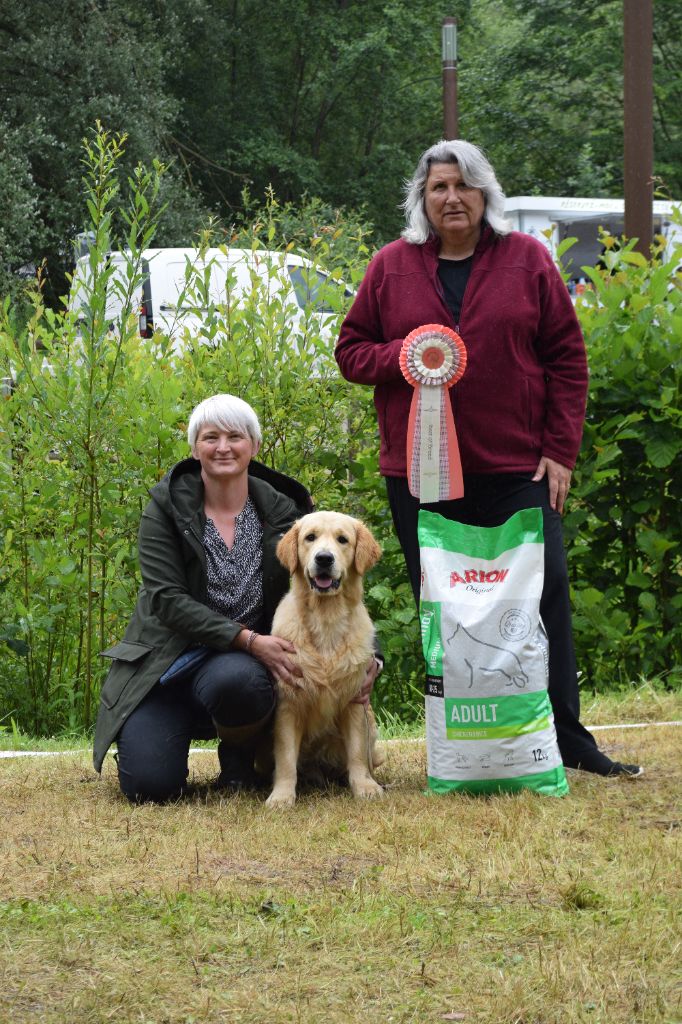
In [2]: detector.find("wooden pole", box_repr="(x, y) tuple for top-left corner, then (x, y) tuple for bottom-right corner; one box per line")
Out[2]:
(623, 0), (653, 255)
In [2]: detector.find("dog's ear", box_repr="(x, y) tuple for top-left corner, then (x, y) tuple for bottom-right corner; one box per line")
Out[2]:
(354, 522), (382, 575)
(276, 522), (300, 575)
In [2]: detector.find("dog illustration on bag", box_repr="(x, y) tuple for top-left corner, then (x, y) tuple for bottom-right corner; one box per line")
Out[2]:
(445, 622), (529, 690)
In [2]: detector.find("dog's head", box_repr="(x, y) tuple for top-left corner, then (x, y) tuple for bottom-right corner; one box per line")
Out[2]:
(276, 511), (381, 596)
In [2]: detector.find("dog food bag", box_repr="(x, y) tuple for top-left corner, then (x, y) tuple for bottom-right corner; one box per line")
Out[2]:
(418, 507), (568, 797)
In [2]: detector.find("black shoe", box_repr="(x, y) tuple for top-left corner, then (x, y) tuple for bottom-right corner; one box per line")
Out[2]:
(563, 751), (644, 777)
(215, 742), (263, 792)
(606, 762), (644, 779)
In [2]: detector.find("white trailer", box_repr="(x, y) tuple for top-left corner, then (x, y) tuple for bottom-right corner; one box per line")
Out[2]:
(504, 196), (681, 289)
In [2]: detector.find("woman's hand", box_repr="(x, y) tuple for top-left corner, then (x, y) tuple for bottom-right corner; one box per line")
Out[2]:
(249, 632), (302, 685)
(352, 656), (381, 706)
(532, 456), (572, 515)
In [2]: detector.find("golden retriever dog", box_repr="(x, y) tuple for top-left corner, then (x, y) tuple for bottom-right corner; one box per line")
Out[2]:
(265, 511), (385, 808)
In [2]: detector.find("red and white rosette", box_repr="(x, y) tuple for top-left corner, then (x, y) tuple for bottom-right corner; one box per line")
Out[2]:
(399, 324), (467, 503)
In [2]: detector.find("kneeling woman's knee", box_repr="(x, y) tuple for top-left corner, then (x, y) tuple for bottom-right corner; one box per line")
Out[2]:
(195, 653), (275, 727)
(117, 758), (188, 804)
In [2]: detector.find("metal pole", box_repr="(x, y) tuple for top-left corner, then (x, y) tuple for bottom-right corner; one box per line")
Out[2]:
(442, 17), (458, 140)
(623, 0), (653, 255)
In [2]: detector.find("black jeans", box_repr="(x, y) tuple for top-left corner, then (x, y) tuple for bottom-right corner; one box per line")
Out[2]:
(386, 473), (611, 771)
(115, 651), (275, 802)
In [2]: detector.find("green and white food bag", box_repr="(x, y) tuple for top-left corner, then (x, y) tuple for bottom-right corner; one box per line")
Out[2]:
(419, 507), (568, 797)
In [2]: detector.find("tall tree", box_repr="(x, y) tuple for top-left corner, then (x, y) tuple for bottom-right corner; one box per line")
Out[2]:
(165, 0), (474, 240)
(0, 0), (207, 302)
(2, 0), (680, 299)
(458, 0), (681, 200)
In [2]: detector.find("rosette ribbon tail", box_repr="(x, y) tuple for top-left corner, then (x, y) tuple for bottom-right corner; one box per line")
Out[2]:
(400, 324), (467, 504)
(406, 385), (464, 503)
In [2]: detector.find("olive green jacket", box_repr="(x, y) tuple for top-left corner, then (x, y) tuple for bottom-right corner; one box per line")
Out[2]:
(93, 458), (312, 772)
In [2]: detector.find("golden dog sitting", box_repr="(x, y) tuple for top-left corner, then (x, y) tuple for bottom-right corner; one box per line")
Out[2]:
(265, 511), (385, 808)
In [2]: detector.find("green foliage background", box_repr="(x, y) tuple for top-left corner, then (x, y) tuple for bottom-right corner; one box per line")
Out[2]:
(1, 0), (682, 305)
(565, 234), (682, 689)
(1, 131), (680, 738)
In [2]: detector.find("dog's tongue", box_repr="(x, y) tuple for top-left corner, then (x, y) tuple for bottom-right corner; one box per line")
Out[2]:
(314, 575), (334, 590)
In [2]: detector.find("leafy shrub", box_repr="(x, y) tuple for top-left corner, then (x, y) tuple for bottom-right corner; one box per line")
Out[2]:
(0, 126), (419, 734)
(1, 127), (680, 737)
(567, 234), (682, 689)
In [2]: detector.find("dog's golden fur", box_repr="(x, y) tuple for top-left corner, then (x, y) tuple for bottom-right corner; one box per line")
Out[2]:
(265, 511), (385, 807)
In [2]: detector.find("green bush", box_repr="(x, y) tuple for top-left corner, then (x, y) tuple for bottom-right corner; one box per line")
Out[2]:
(1, 126), (680, 738)
(567, 233), (682, 689)
(0, 128), (175, 732)
(0, 126), (419, 734)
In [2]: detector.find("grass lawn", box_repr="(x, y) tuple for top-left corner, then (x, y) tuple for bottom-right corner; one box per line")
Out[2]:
(1, 689), (680, 1024)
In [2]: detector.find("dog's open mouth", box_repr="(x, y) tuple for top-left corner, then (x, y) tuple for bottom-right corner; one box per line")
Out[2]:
(308, 573), (341, 593)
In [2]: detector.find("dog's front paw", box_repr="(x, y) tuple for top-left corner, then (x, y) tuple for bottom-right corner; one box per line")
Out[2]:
(351, 776), (384, 800)
(265, 788), (297, 809)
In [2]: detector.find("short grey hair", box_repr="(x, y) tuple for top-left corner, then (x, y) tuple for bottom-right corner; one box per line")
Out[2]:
(402, 139), (512, 244)
(187, 394), (262, 450)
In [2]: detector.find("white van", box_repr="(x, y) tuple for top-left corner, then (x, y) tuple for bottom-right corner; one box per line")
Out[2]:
(70, 247), (348, 351)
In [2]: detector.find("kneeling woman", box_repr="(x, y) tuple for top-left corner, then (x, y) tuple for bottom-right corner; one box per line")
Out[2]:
(93, 394), (313, 801)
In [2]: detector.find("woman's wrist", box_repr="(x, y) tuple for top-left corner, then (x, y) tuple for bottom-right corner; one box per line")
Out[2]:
(245, 629), (259, 655)
(236, 627), (260, 654)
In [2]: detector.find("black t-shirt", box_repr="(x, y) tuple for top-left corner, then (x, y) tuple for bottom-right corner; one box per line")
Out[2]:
(437, 255), (474, 325)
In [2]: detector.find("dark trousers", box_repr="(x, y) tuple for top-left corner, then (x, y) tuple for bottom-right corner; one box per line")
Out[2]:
(115, 651), (275, 802)
(386, 473), (610, 771)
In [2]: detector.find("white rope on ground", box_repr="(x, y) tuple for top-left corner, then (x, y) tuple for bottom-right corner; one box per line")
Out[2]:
(1, 719), (681, 758)
(588, 720), (682, 731)
(0, 750), (90, 758)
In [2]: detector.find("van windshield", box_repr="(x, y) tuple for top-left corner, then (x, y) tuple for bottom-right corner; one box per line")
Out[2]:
(287, 266), (351, 312)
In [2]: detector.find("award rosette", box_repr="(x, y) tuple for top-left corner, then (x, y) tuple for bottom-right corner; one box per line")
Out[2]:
(399, 324), (467, 503)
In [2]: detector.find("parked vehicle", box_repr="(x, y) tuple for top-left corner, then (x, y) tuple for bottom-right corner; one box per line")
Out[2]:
(505, 196), (682, 291)
(70, 247), (349, 351)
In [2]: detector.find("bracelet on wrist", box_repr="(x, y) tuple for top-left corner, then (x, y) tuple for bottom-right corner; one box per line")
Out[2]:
(245, 629), (258, 655)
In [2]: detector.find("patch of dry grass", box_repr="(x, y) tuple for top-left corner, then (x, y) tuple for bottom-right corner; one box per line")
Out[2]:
(578, 683), (682, 727)
(1, 697), (680, 1024)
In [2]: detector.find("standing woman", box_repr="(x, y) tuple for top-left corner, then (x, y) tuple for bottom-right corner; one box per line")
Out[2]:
(335, 139), (641, 778)
(93, 394), (312, 801)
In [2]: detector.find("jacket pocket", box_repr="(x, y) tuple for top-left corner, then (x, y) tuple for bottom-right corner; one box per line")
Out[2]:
(99, 641), (154, 710)
(100, 640), (153, 662)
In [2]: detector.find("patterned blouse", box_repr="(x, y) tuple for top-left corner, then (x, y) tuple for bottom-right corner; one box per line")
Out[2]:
(203, 497), (263, 628)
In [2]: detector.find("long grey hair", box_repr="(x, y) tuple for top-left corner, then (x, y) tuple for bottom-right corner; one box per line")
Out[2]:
(402, 139), (511, 244)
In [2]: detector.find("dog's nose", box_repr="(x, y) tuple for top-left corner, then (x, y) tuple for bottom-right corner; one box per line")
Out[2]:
(314, 551), (334, 568)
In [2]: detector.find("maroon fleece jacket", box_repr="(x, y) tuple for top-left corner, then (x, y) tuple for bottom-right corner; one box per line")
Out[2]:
(335, 227), (588, 478)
